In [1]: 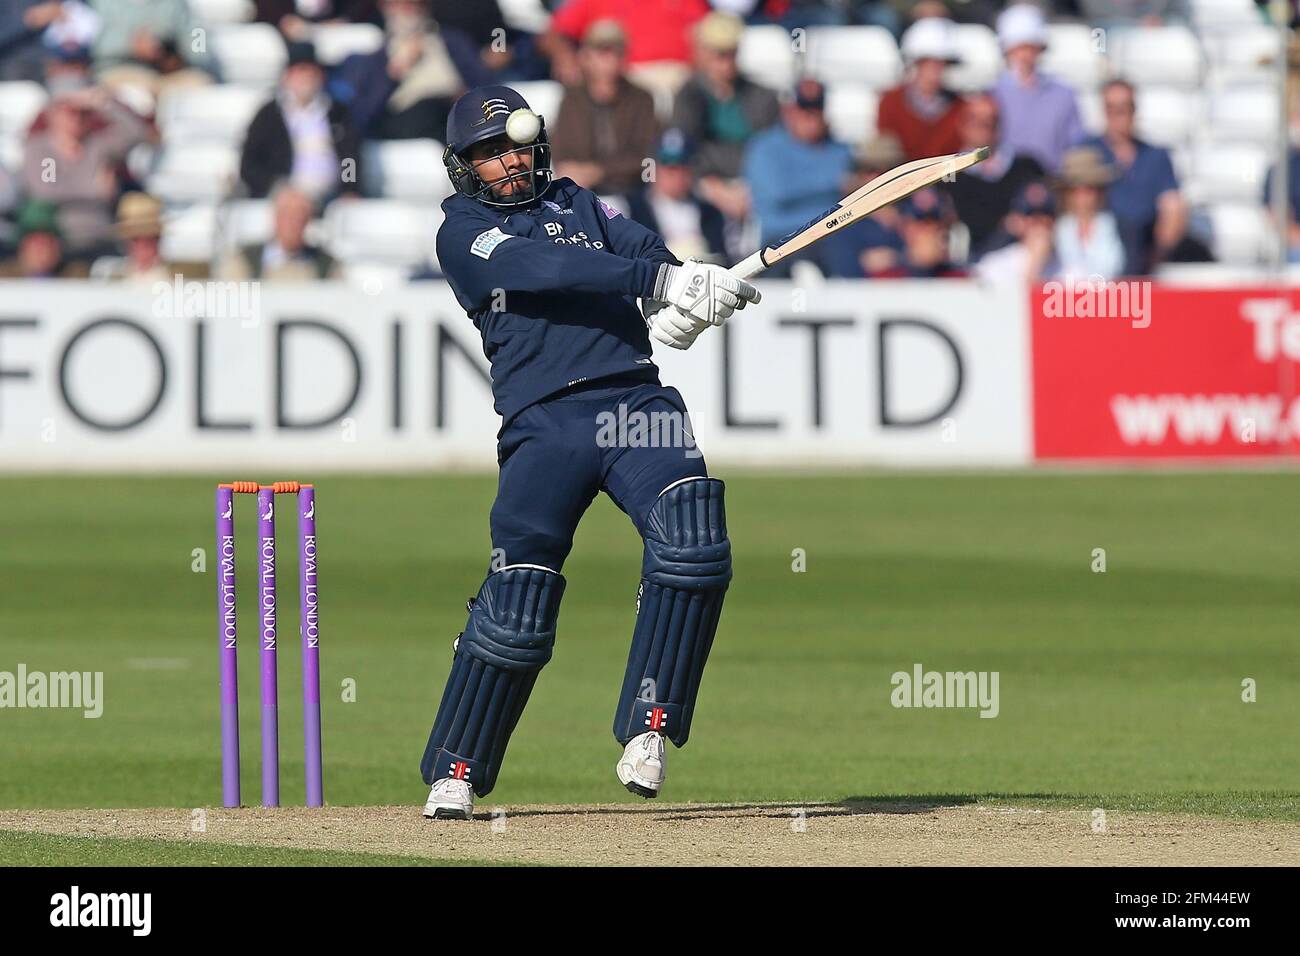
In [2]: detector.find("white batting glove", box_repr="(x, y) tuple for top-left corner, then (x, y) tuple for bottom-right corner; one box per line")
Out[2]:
(654, 260), (761, 327)
(649, 305), (709, 350)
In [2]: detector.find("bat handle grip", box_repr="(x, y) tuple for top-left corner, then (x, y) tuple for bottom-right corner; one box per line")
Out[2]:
(730, 250), (767, 281)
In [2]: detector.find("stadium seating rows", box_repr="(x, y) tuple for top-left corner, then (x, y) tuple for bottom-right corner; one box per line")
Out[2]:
(0, 7), (1285, 273)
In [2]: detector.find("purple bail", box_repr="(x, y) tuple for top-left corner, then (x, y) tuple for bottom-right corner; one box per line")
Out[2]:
(257, 486), (279, 807)
(299, 486), (324, 806)
(216, 486), (240, 808)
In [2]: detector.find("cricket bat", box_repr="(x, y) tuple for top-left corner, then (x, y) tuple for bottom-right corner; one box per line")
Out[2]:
(729, 146), (990, 280)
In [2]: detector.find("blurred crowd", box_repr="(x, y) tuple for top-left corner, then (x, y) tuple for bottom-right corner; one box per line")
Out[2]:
(0, 0), (1289, 283)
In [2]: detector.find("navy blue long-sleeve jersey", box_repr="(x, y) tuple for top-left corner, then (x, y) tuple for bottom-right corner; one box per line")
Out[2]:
(436, 177), (681, 425)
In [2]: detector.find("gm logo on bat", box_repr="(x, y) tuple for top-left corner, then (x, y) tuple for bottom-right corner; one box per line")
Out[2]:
(825, 210), (853, 228)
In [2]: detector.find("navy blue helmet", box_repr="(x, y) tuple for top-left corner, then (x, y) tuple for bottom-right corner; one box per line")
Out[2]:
(443, 85), (553, 208)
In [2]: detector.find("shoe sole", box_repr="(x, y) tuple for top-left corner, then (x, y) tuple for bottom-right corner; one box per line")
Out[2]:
(616, 760), (661, 799)
(423, 806), (472, 820)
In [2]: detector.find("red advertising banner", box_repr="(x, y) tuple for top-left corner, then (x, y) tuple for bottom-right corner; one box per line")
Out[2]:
(1032, 283), (1300, 460)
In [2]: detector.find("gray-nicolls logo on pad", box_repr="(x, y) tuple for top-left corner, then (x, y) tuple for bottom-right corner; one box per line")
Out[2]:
(49, 886), (152, 936)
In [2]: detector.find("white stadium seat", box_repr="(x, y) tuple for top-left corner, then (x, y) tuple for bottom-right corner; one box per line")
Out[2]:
(312, 22), (385, 66)
(1170, 144), (1192, 183)
(218, 199), (273, 250)
(1185, 142), (1269, 203)
(1205, 85), (1280, 145)
(824, 84), (878, 145)
(0, 81), (48, 138)
(189, 0), (253, 23)
(1190, 0), (1266, 29)
(807, 26), (901, 90)
(361, 139), (453, 201)
(88, 255), (127, 280)
(338, 261), (417, 288)
(1202, 202), (1275, 265)
(117, 84), (159, 123)
(0, 80), (46, 172)
(512, 80), (564, 125)
(1076, 90), (1103, 137)
(148, 142), (241, 203)
(160, 202), (220, 263)
(1135, 87), (1202, 148)
(1040, 23), (1106, 91)
(324, 199), (441, 268)
(1111, 26), (1203, 89)
(945, 24), (1001, 93)
(210, 23), (287, 88)
(737, 25), (799, 91)
(156, 85), (267, 145)
(498, 0), (551, 34)
(1206, 26), (1282, 83)
(0, 138), (21, 174)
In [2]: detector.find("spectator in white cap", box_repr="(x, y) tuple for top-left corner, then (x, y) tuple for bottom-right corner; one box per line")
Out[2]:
(992, 3), (1084, 175)
(876, 16), (965, 161)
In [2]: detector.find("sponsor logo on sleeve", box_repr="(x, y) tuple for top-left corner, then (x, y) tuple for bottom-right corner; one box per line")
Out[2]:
(471, 227), (514, 260)
(598, 199), (622, 220)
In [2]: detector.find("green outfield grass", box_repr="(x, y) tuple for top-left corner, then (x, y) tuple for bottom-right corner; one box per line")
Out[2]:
(0, 472), (1296, 820)
(0, 830), (495, 866)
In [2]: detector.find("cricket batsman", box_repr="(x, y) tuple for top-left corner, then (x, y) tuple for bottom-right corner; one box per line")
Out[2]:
(420, 86), (759, 819)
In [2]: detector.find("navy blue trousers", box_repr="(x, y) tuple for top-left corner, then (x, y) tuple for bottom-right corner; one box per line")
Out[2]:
(490, 378), (708, 570)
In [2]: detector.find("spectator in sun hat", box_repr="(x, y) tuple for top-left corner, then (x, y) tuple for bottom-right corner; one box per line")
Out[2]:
(670, 11), (779, 226)
(877, 16), (965, 161)
(1053, 145), (1125, 278)
(627, 128), (728, 262)
(105, 191), (174, 283)
(992, 3), (1084, 174)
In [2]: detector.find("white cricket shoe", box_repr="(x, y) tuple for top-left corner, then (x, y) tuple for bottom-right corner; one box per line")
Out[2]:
(423, 778), (474, 820)
(616, 731), (666, 798)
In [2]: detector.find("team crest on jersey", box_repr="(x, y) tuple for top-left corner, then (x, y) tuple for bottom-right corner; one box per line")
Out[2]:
(471, 227), (514, 260)
(543, 200), (573, 215)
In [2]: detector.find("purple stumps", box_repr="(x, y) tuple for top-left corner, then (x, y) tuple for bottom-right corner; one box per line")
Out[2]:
(299, 485), (324, 807)
(218, 480), (322, 808)
(216, 486), (240, 808)
(257, 486), (280, 807)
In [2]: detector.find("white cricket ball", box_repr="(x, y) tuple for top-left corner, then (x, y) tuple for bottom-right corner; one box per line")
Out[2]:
(505, 108), (541, 144)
